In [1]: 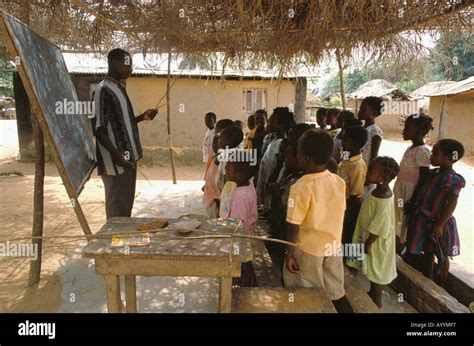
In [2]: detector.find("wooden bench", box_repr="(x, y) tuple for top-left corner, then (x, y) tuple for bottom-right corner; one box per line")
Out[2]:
(390, 255), (470, 313)
(232, 287), (337, 313)
(343, 268), (380, 313)
(249, 225), (283, 287)
(445, 262), (474, 308)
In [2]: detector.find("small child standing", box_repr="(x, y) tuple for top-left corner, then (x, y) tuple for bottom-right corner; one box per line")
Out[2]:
(326, 108), (340, 137)
(220, 159), (258, 234)
(337, 125), (368, 246)
(268, 123), (313, 239)
(316, 107), (328, 130)
(252, 110), (267, 163)
(394, 114), (433, 245)
(234, 120), (246, 149)
(268, 141), (305, 271)
(284, 129), (348, 309)
(234, 119), (244, 131)
(358, 97), (384, 165)
(333, 111), (356, 163)
(202, 112), (216, 163)
(270, 141), (305, 235)
(347, 156), (400, 309)
(219, 158), (258, 287)
(245, 114), (256, 149)
(358, 96), (384, 199)
(215, 126), (244, 193)
(256, 107), (294, 212)
(405, 139), (465, 286)
(202, 136), (220, 218)
(205, 118), (234, 179)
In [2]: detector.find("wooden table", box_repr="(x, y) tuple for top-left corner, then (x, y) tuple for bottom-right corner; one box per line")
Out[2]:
(82, 216), (253, 313)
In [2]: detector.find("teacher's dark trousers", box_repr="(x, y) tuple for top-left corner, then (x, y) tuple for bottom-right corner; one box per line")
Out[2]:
(101, 167), (137, 220)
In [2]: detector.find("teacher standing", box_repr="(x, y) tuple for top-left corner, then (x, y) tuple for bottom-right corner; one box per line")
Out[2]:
(92, 48), (158, 219)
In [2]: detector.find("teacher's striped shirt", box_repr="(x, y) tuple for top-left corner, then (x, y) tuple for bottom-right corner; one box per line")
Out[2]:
(91, 78), (143, 176)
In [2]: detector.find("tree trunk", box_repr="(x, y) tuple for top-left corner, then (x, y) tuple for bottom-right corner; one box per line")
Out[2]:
(294, 77), (307, 123)
(336, 50), (346, 110)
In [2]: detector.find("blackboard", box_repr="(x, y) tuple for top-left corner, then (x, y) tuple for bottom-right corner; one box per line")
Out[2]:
(1, 12), (96, 197)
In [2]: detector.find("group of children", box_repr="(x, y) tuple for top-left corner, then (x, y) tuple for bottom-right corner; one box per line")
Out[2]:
(201, 98), (465, 310)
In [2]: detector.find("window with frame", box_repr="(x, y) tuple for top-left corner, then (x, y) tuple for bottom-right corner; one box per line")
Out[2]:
(243, 88), (267, 114)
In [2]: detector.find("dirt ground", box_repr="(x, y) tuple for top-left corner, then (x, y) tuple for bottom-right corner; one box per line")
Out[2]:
(0, 159), (206, 312)
(0, 137), (472, 312)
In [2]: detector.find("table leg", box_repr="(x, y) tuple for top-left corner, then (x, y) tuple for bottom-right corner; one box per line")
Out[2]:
(124, 275), (137, 313)
(218, 277), (232, 313)
(104, 275), (122, 313)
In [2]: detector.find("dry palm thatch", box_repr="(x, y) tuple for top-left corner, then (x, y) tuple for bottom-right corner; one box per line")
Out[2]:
(0, 0), (472, 71)
(346, 78), (410, 99)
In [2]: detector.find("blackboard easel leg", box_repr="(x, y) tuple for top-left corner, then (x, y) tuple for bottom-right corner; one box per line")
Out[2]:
(71, 197), (92, 240)
(28, 112), (44, 287)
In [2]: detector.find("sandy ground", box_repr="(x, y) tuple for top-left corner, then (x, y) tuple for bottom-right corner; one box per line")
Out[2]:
(0, 161), (211, 312)
(0, 137), (472, 313)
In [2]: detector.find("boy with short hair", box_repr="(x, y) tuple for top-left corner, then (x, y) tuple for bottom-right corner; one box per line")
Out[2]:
(337, 125), (368, 246)
(215, 125), (244, 193)
(284, 129), (347, 305)
(202, 112), (216, 163)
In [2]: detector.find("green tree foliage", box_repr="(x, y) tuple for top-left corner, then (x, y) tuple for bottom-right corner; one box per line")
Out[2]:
(321, 33), (473, 97)
(178, 54), (211, 70)
(345, 69), (369, 93)
(0, 55), (14, 98)
(430, 33), (474, 80)
(320, 68), (370, 98)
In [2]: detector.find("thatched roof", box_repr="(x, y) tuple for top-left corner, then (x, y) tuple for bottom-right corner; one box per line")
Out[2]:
(346, 79), (410, 100)
(410, 81), (458, 98)
(0, 1), (472, 71)
(305, 92), (321, 107)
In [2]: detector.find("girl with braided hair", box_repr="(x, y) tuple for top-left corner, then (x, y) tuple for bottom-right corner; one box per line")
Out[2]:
(405, 139), (465, 287)
(358, 96), (384, 165)
(394, 114), (433, 246)
(347, 156), (400, 309)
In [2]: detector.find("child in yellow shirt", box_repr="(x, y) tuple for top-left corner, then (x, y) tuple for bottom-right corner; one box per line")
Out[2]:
(284, 129), (348, 309)
(337, 125), (368, 247)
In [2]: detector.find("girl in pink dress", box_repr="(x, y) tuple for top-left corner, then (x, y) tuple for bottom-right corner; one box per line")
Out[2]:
(220, 159), (258, 234)
(220, 158), (258, 286)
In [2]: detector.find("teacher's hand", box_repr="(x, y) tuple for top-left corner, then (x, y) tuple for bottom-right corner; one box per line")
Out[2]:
(112, 151), (132, 170)
(143, 109), (158, 120)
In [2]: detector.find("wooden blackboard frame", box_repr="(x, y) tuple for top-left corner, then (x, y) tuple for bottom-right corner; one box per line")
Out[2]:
(0, 12), (92, 237)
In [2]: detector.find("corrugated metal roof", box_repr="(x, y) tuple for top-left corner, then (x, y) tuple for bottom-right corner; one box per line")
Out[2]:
(426, 76), (474, 97)
(63, 53), (315, 79)
(410, 81), (457, 98)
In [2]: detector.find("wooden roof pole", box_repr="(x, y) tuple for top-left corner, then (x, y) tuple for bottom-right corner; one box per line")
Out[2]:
(336, 49), (346, 110)
(166, 47), (177, 184)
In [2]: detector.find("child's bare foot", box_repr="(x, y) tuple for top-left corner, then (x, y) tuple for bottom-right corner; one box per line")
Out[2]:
(368, 293), (383, 309)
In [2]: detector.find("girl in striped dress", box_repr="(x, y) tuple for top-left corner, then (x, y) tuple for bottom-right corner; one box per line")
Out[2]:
(405, 139), (465, 286)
